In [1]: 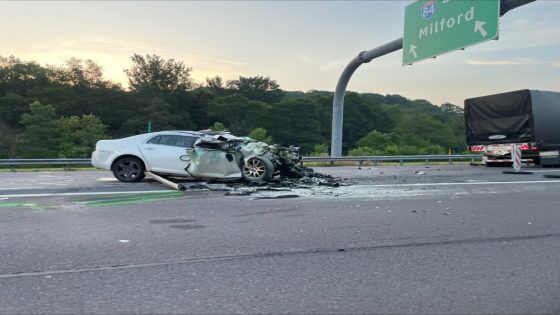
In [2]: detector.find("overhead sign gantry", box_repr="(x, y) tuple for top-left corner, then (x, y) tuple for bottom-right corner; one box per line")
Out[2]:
(330, 0), (534, 157)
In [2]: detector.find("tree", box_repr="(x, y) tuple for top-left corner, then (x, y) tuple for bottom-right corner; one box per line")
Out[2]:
(356, 130), (398, 151)
(440, 102), (464, 114)
(342, 92), (392, 152)
(124, 54), (193, 93)
(205, 75), (224, 90)
(266, 98), (325, 153)
(248, 127), (272, 143)
(209, 122), (228, 132)
(47, 58), (107, 88)
(15, 101), (60, 158)
(55, 114), (107, 157)
(395, 110), (457, 149)
(0, 119), (16, 158)
(226, 76), (285, 103)
(119, 96), (191, 134)
(0, 55), (49, 96)
(0, 93), (34, 128)
(207, 94), (269, 135)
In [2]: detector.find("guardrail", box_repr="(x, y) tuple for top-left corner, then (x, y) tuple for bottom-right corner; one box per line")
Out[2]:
(301, 154), (483, 167)
(0, 158), (92, 171)
(0, 155), (483, 171)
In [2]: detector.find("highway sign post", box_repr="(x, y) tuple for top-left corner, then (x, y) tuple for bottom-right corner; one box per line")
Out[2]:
(403, 0), (500, 65)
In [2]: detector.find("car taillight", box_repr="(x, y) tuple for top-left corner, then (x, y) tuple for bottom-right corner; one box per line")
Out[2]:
(470, 145), (485, 152)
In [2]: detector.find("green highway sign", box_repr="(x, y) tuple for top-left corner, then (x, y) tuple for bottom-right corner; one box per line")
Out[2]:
(403, 0), (500, 65)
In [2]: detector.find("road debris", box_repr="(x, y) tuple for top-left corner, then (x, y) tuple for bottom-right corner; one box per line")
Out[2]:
(148, 163), (345, 199)
(252, 195), (300, 200)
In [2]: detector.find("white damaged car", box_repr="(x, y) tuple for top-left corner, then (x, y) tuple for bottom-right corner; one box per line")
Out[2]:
(91, 131), (303, 183)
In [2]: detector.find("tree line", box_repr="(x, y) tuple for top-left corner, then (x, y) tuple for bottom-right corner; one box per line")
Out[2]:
(0, 54), (466, 158)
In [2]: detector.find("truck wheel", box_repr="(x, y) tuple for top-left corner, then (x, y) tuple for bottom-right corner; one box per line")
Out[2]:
(242, 156), (274, 182)
(112, 157), (145, 182)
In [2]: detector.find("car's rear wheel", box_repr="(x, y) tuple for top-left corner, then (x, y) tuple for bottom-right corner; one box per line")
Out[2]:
(112, 157), (145, 182)
(242, 156), (274, 182)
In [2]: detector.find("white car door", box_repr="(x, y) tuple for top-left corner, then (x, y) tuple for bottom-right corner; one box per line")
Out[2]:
(138, 135), (197, 175)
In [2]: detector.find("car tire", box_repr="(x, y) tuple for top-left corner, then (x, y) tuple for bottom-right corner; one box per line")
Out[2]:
(112, 157), (145, 182)
(242, 156), (274, 182)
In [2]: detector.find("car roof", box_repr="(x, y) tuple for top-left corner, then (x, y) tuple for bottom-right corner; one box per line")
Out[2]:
(149, 130), (207, 137)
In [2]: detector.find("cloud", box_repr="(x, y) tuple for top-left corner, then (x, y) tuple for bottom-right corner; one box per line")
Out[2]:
(297, 55), (348, 72)
(473, 11), (560, 52)
(7, 36), (248, 86)
(465, 58), (541, 66)
(552, 61), (560, 68)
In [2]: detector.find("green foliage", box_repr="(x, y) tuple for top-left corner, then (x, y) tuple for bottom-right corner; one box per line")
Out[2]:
(395, 111), (457, 149)
(15, 101), (60, 158)
(0, 120), (16, 158)
(0, 93), (34, 128)
(248, 127), (272, 143)
(209, 122), (228, 132)
(312, 143), (329, 156)
(124, 54), (193, 93)
(48, 58), (108, 88)
(356, 130), (399, 150)
(55, 114), (107, 157)
(266, 97), (324, 153)
(119, 96), (191, 134)
(1, 54), (468, 158)
(349, 129), (445, 156)
(226, 76), (285, 104)
(13, 101), (108, 158)
(207, 94), (269, 135)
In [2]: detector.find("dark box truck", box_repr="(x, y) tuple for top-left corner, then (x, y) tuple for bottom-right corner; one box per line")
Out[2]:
(465, 89), (560, 167)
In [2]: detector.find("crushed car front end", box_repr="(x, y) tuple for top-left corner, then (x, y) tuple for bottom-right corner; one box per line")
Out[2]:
(185, 133), (304, 182)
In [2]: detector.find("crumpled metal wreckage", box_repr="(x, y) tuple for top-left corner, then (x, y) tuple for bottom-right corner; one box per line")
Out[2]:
(146, 133), (342, 193)
(185, 133), (307, 182)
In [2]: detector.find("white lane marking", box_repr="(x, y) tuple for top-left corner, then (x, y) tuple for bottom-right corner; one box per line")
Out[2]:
(96, 177), (119, 182)
(525, 169), (560, 173)
(0, 190), (177, 199)
(370, 180), (560, 188)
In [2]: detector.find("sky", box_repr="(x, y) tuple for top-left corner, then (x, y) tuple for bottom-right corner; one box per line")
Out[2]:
(1, 0), (559, 107)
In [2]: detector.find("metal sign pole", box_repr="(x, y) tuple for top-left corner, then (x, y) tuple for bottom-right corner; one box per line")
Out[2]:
(330, 0), (535, 158)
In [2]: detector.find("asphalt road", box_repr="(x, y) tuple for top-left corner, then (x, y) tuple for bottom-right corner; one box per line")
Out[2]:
(1, 165), (560, 314)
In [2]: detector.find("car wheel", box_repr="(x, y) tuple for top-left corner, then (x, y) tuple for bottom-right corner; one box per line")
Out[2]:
(112, 157), (145, 182)
(242, 156), (274, 182)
